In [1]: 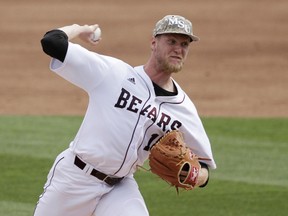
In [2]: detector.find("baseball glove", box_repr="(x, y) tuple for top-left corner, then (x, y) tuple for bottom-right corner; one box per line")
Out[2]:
(149, 130), (203, 191)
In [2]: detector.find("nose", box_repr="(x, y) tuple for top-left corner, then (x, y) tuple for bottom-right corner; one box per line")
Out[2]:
(173, 45), (182, 54)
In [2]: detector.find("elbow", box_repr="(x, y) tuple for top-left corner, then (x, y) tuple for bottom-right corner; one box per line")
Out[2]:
(40, 36), (54, 56)
(40, 30), (68, 62)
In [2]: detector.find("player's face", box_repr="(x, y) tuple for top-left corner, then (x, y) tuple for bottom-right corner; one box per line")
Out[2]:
(153, 34), (191, 73)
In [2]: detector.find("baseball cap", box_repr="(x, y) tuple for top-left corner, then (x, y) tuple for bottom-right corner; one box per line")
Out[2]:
(153, 15), (200, 42)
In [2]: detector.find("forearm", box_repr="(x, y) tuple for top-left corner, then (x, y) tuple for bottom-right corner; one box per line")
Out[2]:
(41, 24), (100, 62)
(58, 24), (88, 40)
(196, 167), (209, 187)
(58, 24), (99, 43)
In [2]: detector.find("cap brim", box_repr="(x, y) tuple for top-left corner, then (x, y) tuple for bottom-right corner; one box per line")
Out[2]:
(190, 35), (200, 42)
(155, 32), (200, 42)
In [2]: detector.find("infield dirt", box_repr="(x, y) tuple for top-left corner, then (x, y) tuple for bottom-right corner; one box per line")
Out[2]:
(1, 0), (287, 117)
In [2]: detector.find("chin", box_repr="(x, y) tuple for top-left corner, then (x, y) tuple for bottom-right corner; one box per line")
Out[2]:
(169, 64), (183, 73)
(162, 61), (183, 73)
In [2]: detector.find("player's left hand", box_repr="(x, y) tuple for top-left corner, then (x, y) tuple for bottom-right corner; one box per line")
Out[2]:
(149, 130), (201, 191)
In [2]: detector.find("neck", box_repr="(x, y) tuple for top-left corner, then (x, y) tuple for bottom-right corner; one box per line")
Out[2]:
(143, 63), (175, 92)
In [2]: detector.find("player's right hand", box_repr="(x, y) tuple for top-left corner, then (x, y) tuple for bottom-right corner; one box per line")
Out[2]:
(79, 24), (101, 45)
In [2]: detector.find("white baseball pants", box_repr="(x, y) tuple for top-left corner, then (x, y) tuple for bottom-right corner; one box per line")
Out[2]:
(33, 149), (149, 216)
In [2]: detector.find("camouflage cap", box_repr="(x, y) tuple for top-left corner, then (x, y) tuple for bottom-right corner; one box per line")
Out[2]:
(153, 15), (199, 42)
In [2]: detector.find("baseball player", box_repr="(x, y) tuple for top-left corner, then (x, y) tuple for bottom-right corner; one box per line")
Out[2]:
(34, 15), (216, 216)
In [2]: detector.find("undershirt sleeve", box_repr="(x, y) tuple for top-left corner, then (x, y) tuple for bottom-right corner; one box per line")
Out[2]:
(40, 29), (69, 62)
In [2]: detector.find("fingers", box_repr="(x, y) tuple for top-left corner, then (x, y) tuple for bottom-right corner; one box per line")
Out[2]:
(88, 24), (99, 32)
(78, 24), (101, 45)
(90, 38), (101, 46)
(179, 170), (188, 182)
(89, 25), (102, 45)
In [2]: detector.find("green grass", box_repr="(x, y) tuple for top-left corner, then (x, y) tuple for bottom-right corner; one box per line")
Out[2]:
(0, 116), (287, 216)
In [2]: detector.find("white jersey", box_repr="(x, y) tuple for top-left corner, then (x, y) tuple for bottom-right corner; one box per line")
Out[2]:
(50, 42), (216, 178)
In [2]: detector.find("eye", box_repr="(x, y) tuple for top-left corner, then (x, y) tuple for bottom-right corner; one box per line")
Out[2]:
(167, 39), (177, 45)
(181, 41), (189, 48)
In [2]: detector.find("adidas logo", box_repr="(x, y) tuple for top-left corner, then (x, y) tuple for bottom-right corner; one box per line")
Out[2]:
(127, 77), (136, 84)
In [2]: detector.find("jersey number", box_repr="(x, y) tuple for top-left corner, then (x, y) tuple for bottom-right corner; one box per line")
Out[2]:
(144, 133), (160, 151)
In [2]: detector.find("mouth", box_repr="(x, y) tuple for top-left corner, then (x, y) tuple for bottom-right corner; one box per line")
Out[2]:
(170, 56), (182, 63)
(171, 56), (182, 60)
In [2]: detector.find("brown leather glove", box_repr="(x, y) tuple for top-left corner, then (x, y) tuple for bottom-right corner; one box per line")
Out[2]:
(149, 130), (206, 191)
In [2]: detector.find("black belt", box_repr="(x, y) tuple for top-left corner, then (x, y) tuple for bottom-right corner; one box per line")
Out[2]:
(74, 156), (123, 186)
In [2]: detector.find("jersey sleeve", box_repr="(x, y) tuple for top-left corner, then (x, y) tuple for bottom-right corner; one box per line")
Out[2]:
(49, 42), (119, 92)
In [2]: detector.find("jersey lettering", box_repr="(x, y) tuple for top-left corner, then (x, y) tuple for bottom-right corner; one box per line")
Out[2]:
(146, 106), (157, 122)
(114, 88), (131, 108)
(127, 96), (142, 113)
(157, 113), (171, 131)
(114, 88), (182, 131)
(171, 120), (182, 130)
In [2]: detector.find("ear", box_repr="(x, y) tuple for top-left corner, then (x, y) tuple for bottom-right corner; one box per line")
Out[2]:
(151, 37), (157, 51)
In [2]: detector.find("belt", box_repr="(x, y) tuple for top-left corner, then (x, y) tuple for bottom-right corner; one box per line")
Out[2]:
(74, 156), (123, 186)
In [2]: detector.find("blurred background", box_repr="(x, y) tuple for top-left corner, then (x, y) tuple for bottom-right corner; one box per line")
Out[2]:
(1, 0), (287, 117)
